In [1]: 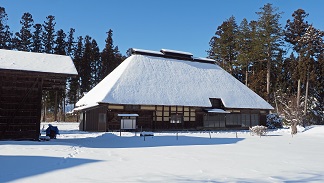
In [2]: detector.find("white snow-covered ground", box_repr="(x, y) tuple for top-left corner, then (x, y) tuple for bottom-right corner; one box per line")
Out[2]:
(1, 122), (324, 183)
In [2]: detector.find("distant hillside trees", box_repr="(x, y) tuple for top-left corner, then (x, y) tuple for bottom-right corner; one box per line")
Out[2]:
(208, 4), (324, 125)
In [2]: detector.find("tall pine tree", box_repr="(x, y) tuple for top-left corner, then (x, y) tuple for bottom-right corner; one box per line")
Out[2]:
(284, 9), (310, 109)
(67, 36), (83, 107)
(208, 16), (238, 76)
(14, 12), (34, 51)
(298, 25), (324, 123)
(90, 39), (101, 87)
(100, 29), (121, 80)
(66, 28), (75, 57)
(0, 7), (12, 49)
(256, 3), (284, 102)
(237, 18), (253, 85)
(80, 35), (93, 94)
(247, 20), (268, 99)
(32, 23), (43, 52)
(53, 29), (67, 121)
(66, 28), (77, 107)
(313, 52), (324, 124)
(42, 15), (56, 53)
(41, 15), (56, 121)
(54, 29), (66, 55)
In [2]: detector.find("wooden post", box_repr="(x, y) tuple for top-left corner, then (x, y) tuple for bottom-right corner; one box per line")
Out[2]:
(63, 98), (66, 122)
(54, 91), (58, 121)
(42, 93), (46, 122)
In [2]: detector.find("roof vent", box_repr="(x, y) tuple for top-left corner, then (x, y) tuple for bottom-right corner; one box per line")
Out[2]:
(160, 49), (193, 60)
(131, 48), (163, 57)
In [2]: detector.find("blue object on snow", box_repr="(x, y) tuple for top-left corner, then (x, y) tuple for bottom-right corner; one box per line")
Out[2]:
(46, 124), (60, 139)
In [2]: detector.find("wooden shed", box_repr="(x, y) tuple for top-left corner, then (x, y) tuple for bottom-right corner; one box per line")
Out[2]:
(0, 49), (77, 140)
(74, 48), (273, 131)
(78, 105), (107, 132)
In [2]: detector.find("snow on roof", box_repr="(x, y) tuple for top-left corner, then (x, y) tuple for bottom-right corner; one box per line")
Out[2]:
(73, 103), (99, 112)
(0, 49), (78, 75)
(76, 54), (273, 110)
(160, 49), (193, 56)
(194, 57), (215, 62)
(117, 114), (139, 117)
(131, 48), (163, 55)
(206, 109), (230, 113)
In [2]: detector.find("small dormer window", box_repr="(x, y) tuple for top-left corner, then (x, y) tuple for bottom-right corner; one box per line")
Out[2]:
(209, 98), (224, 108)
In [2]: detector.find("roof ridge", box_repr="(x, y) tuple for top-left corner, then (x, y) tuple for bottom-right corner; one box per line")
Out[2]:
(131, 48), (215, 64)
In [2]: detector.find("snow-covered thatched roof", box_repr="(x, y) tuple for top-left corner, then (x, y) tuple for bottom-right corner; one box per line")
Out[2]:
(76, 49), (273, 110)
(0, 49), (78, 75)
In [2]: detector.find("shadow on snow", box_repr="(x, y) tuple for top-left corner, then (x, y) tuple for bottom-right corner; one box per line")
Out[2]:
(0, 155), (100, 183)
(1, 131), (245, 148)
(55, 132), (245, 148)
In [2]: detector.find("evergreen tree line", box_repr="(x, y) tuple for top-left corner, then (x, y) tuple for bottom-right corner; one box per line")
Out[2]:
(1, 4), (322, 124)
(208, 3), (324, 125)
(0, 7), (125, 120)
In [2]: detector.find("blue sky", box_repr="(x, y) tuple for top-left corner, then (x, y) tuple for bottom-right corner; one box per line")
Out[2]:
(1, 0), (323, 57)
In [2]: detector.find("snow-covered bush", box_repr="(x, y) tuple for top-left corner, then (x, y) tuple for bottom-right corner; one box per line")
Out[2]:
(266, 113), (283, 129)
(274, 90), (303, 126)
(249, 125), (267, 136)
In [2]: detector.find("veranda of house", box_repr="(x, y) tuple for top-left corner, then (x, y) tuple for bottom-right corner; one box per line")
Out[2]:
(79, 103), (269, 132)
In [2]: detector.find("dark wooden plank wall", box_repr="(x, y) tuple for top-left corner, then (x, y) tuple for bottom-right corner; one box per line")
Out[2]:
(84, 104), (270, 132)
(0, 70), (70, 140)
(83, 107), (107, 131)
(0, 74), (42, 140)
(105, 105), (200, 131)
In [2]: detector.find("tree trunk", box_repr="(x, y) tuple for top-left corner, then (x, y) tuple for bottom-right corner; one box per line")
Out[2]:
(266, 59), (271, 101)
(274, 91), (279, 114)
(297, 53), (301, 110)
(304, 75), (309, 116)
(297, 79), (301, 108)
(245, 64), (248, 86)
